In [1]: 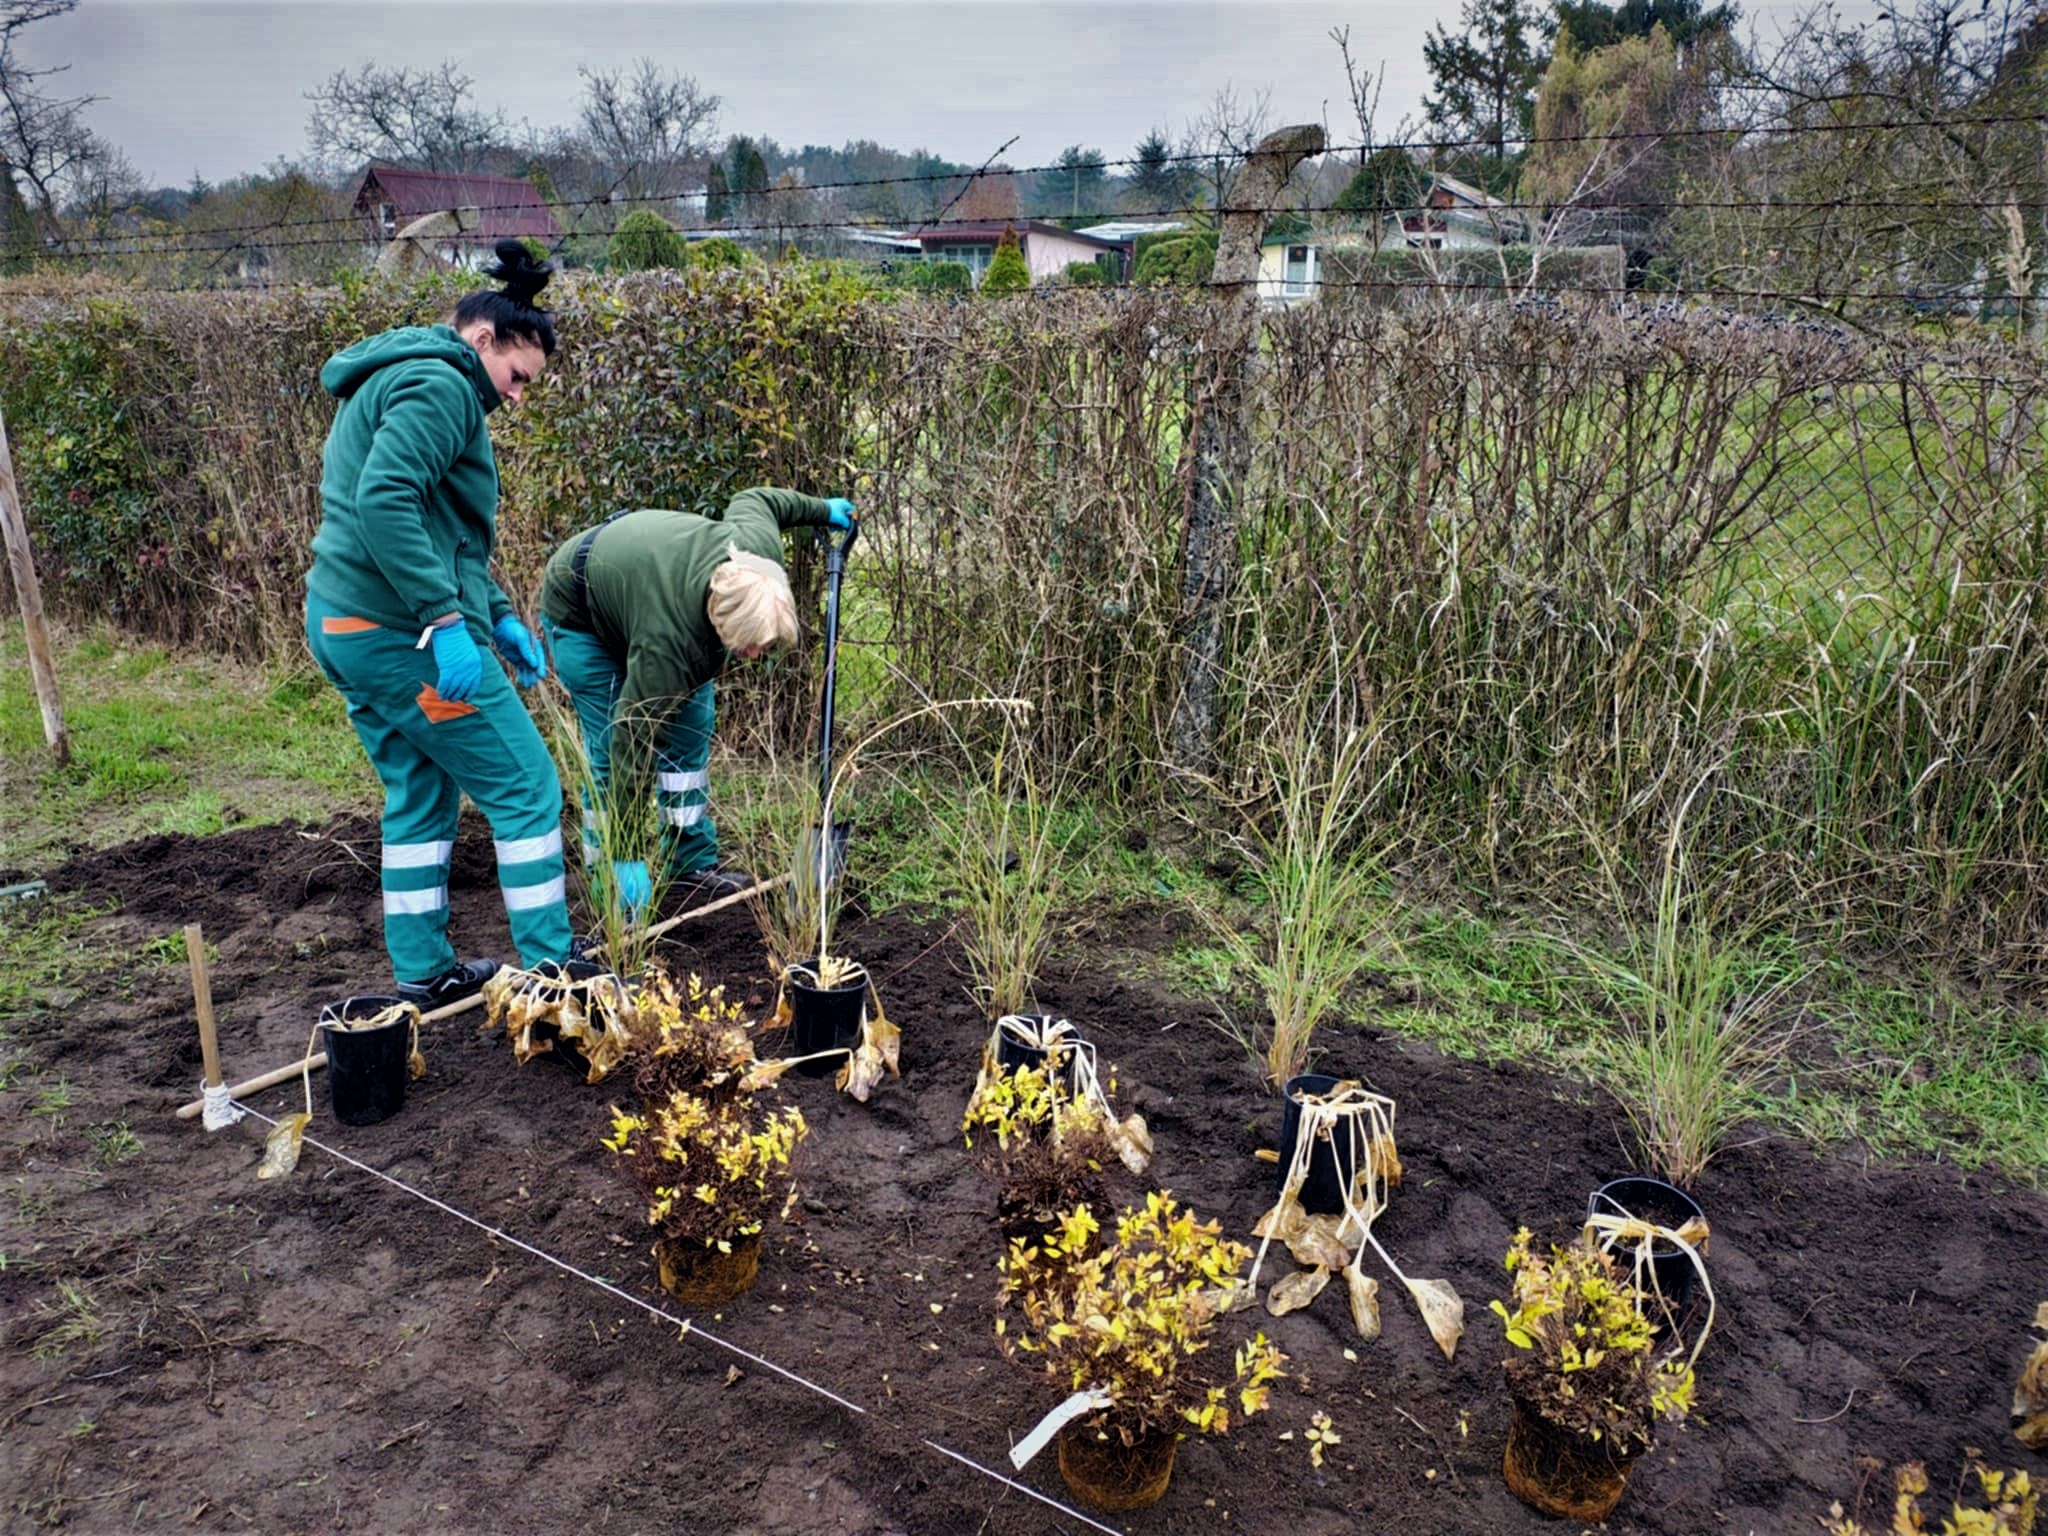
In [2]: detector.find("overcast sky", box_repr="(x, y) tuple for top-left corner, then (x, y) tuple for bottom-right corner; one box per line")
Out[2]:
(36, 0), (1853, 190)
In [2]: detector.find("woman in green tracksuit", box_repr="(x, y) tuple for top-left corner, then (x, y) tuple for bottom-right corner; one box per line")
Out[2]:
(304, 240), (572, 1008)
(538, 487), (855, 913)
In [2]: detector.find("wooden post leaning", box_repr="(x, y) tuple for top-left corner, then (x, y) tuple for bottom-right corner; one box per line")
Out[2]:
(0, 401), (70, 765)
(174, 875), (785, 1120)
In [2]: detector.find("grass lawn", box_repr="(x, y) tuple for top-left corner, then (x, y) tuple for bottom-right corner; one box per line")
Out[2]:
(0, 623), (374, 871)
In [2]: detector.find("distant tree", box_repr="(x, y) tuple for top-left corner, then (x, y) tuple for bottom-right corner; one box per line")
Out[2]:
(1332, 146), (1426, 216)
(1, 0), (134, 232)
(1125, 128), (1190, 213)
(608, 208), (688, 271)
(1554, 0), (1736, 55)
(980, 222), (1031, 296)
(0, 157), (35, 270)
(705, 161), (730, 224)
(1045, 144), (1107, 219)
(1423, 0), (1548, 172)
(728, 137), (769, 221)
(304, 60), (507, 173)
(575, 59), (719, 203)
(952, 170), (1021, 223)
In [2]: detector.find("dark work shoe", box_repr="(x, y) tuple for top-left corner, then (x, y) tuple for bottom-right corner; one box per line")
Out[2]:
(672, 865), (755, 901)
(397, 958), (499, 1009)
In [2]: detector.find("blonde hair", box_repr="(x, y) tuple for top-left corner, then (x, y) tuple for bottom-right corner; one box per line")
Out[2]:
(706, 547), (799, 652)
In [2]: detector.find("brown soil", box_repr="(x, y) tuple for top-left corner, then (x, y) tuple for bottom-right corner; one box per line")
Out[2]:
(3, 812), (2043, 1534)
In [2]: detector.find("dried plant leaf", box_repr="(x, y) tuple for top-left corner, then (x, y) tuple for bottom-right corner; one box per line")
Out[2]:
(1110, 1111), (1152, 1175)
(2016, 1315), (2048, 1450)
(2033, 1301), (2048, 1332)
(740, 1057), (800, 1092)
(1404, 1276), (1465, 1360)
(1267, 1266), (1331, 1316)
(409, 1042), (428, 1080)
(868, 1000), (901, 1077)
(1347, 1270), (1382, 1341)
(256, 1112), (311, 1180)
(1286, 1215), (1356, 1272)
(1369, 1132), (1402, 1187)
(1252, 1196), (1308, 1243)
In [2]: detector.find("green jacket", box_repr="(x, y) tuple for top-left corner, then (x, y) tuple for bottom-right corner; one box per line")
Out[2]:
(307, 325), (514, 638)
(540, 485), (835, 801)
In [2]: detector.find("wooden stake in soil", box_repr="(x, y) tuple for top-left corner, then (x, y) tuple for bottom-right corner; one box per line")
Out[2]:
(0, 402), (70, 765)
(186, 923), (225, 1089)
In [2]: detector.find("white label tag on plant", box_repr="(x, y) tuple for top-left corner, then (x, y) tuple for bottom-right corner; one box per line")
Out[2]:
(1009, 1387), (1112, 1470)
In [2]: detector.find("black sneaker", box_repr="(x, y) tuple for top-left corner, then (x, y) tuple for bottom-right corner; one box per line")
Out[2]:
(672, 865), (755, 900)
(396, 958), (499, 1009)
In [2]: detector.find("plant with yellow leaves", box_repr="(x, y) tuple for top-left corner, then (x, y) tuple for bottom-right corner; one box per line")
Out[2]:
(961, 1062), (1112, 1236)
(603, 1094), (806, 1251)
(998, 1192), (1285, 1444)
(1492, 1228), (1697, 1521)
(625, 967), (764, 1105)
(1822, 1459), (2036, 1536)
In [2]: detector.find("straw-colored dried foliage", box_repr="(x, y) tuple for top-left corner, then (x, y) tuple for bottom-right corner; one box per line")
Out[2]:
(482, 965), (639, 1084)
(1491, 1229), (1695, 1455)
(1247, 1083), (1462, 1358)
(998, 1192), (1285, 1442)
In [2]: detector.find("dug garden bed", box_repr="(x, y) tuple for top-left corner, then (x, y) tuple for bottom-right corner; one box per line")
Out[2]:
(1, 813), (2040, 1533)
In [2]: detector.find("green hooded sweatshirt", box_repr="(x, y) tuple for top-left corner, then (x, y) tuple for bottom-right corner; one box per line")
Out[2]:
(539, 486), (834, 808)
(307, 325), (515, 638)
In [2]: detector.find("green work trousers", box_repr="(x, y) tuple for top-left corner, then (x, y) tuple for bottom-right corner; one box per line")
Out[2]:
(543, 620), (720, 877)
(306, 593), (573, 983)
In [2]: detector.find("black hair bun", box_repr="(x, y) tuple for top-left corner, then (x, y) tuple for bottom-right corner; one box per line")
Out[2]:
(484, 238), (553, 306)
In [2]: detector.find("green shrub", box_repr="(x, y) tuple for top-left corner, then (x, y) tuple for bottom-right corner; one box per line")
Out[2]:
(608, 210), (689, 273)
(980, 226), (1031, 298)
(1133, 232), (1216, 286)
(690, 236), (748, 270)
(1064, 260), (1107, 288)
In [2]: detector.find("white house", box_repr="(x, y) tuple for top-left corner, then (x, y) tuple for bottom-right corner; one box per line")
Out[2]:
(906, 220), (1127, 286)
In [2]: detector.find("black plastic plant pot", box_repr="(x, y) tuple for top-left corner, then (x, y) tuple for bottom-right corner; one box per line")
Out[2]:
(1588, 1176), (1706, 1313)
(994, 1015), (1082, 1090)
(318, 996), (412, 1127)
(788, 959), (865, 1078)
(1277, 1073), (1355, 1216)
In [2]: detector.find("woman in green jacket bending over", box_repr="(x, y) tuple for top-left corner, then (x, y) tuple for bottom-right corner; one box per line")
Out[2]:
(539, 487), (855, 913)
(304, 241), (571, 1008)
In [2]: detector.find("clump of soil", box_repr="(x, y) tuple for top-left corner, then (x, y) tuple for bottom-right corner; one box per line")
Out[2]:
(2, 814), (2041, 1534)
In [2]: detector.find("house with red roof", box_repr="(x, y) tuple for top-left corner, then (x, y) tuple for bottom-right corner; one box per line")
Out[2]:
(351, 165), (560, 267)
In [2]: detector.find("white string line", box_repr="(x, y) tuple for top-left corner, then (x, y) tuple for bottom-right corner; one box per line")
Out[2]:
(234, 1105), (1126, 1536)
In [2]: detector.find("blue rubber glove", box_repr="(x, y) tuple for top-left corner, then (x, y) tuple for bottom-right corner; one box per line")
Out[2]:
(492, 614), (546, 688)
(429, 620), (484, 703)
(611, 860), (653, 917)
(824, 497), (856, 531)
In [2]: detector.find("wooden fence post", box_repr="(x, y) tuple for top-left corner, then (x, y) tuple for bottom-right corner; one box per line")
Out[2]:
(1170, 124), (1325, 777)
(0, 400), (69, 766)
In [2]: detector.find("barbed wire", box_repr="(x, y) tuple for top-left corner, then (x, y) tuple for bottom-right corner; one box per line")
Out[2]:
(42, 103), (2048, 255)
(41, 181), (2048, 264)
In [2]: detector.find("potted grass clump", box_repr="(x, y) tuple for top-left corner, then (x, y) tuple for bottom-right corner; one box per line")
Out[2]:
(997, 1192), (1285, 1512)
(743, 698), (1032, 1098)
(1491, 1228), (1704, 1520)
(601, 969), (807, 1306)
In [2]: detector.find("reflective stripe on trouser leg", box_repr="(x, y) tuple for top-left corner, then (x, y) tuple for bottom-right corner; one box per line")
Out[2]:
(496, 827), (568, 924)
(306, 593), (460, 985)
(657, 677), (718, 876)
